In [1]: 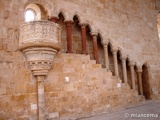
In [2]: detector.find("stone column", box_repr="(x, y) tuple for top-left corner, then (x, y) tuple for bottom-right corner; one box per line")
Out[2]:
(65, 21), (73, 53)
(37, 75), (45, 120)
(49, 16), (58, 23)
(121, 56), (127, 84)
(80, 24), (87, 54)
(101, 41), (109, 71)
(129, 61), (136, 90)
(137, 68), (143, 95)
(91, 32), (99, 64)
(112, 49), (119, 77)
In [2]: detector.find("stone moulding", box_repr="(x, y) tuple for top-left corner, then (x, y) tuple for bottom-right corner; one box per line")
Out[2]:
(23, 47), (57, 76)
(19, 20), (61, 76)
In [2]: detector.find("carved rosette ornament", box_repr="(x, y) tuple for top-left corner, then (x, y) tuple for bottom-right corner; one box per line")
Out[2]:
(19, 20), (61, 76)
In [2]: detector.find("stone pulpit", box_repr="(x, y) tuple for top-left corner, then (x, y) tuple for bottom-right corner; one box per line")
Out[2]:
(19, 21), (61, 119)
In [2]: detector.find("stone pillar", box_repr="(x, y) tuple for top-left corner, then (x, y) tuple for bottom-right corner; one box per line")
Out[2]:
(80, 24), (87, 54)
(65, 21), (73, 53)
(101, 41), (109, 71)
(112, 49), (119, 77)
(37, 75), (45, 120)
(91, 32), (99, 64)
(129, 61), (136, 90)
(49, 16), (58, 23)
(137, 68), (143, 95)
(121, 56), (128, 84)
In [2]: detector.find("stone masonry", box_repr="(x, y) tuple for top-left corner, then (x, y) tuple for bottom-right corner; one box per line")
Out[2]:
(0, 0), (160, 119)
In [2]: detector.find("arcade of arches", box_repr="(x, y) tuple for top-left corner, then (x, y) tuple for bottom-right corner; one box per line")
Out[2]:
(0, 0), (160, 119)
(49, 9), (152, 101)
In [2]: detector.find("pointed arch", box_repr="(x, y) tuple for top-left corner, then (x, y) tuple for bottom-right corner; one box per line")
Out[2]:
(117, 49), (123, 81)
(72, 13), (81, 23)
(98, 33), (103, 42)
(97, 33), (105, 67)
(57, 9), (67, 20)
(56, 11), (67, 53)
(86, 24), (93, 33)
(72, 14), (82, 54)
(108, 42), (114, 51)
(108, 42), (114, 74)
(117, 47), (123, 58)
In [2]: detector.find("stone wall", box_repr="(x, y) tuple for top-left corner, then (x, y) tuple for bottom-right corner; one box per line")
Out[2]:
(0, 0), (160, 119)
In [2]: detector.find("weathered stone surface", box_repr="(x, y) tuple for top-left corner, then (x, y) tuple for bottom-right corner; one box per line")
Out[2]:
(0, 0), (160, 119)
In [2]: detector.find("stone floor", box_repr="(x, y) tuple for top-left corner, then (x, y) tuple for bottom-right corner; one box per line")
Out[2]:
(79, 101), (160, 120)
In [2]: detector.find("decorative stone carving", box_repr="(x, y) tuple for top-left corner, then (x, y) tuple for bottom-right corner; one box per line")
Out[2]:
(19, 20), (61, 50)
(19, 20), (61, 120)
(19, 21), (61, 76)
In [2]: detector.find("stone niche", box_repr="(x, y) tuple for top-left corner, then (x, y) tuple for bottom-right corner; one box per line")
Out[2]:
(19, 21), (61, 75)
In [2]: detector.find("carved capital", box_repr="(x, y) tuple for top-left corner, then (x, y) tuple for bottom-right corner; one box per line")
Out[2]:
(137, 66), (142, 73)
(101, 40), (109, 46)
(90, 32), (98, 37)
(111, 49), (118, 54)
(129, 61), (135, 67)
(29, 61), (52, 76)
(49, 16), (59, 23)
(79, 23), (87, 28)
(65, 20), (73, 26)
(120, 56), (127, 61)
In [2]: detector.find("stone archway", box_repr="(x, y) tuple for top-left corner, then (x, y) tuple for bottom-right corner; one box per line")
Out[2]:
(142, 64), (152, 100)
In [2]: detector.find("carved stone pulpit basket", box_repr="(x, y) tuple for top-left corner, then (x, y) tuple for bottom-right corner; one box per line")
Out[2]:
(19, 21), (61, 119)
(19, 21), (61, 75)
